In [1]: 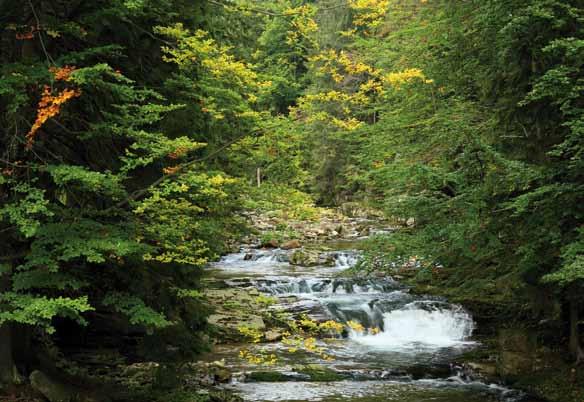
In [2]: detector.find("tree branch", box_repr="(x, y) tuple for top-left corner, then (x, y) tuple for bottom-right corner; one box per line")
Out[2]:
(115, 125), (267, 208)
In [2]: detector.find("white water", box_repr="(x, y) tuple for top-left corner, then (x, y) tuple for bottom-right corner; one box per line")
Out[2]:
(351, 301), (475, 349)
(333, 251), (360, 269)
(256, 278), (398, 296)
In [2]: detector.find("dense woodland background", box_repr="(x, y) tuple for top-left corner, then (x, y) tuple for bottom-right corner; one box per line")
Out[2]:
(0, 0), (583, 400)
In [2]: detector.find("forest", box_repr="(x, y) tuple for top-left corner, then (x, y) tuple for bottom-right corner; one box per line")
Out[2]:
(0, 0), (583, 401)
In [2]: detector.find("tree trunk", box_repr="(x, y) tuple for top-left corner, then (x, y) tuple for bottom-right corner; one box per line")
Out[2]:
(0, 265), (21, 385)
(0, 324), (20, 385)
(569, 298), (584, 364)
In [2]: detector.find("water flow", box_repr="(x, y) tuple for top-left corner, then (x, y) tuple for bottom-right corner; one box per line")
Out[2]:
(256, 278), (399, 295)
(351, 301), (475, 349)
(208, 246), (524, 402)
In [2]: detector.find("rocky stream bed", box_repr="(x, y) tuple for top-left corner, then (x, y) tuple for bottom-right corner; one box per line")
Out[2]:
(201, 217), (544, 402)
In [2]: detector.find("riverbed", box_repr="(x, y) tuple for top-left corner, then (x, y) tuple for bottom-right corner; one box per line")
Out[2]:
(204, 235), (532, 402)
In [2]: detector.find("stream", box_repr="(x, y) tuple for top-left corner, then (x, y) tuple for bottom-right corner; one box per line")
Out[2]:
(205, 236), (532, 402)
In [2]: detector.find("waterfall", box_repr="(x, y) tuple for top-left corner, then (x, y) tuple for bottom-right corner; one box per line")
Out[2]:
(351, 301), (475, 348)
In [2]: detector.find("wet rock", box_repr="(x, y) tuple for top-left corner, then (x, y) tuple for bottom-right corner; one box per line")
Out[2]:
(288, 250), (337, 267)
(274, 252), (289, 263)
(208, 314), (265, 330)
(281, 240), (301, 250)
(465, 362), (498, 378)
(246, 316), (265, 329)
(190, 361), (233, 386)
(212, 366), (232, 383)
(407, 364), (452, 380)
(247, 371), (295, 382)
(314, 228), (326, 237)
(289, 250), (320, 267)
(294, 365), (346, 382)
(262, 239), (280, 248)
(320, 253), (336, 267)
(277, 295), (299, 304)
(205, 287), (271, 342)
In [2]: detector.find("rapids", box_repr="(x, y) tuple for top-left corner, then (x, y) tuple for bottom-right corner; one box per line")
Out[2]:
(206, 244), (530, 402)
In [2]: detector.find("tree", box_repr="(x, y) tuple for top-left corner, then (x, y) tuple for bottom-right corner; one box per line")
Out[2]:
(0, 0), (244, 385)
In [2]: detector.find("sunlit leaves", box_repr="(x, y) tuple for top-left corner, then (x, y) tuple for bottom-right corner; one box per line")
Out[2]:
(282, 4), (318, 50)
(383, 68), (433, 88)
(156, 24), (270, 123)
(0, 293), (93, 333)
(348, 0), (390, 32)
(135, 171), (239, 266)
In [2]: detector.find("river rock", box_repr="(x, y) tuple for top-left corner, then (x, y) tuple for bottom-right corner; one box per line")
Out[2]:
(289, 250), (319, 266)
(327, 230), (339, 238)
(465, 362), (498, 378)
(210, 361), (232, 383)
(264, 330), (283, 342)
(262, 239), (280, 248)
(281, 240), (301, 250)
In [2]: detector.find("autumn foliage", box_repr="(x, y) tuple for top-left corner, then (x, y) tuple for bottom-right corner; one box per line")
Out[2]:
(26, 66), (81, 149)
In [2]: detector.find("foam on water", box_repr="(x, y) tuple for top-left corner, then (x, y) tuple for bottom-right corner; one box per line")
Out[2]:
(257, 278), (399, 296)
(351, 301), (475, 349)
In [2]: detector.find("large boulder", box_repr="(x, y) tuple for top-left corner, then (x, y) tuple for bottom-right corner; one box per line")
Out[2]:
(30, 371), (104, 402)
(30, 371), (74, 402)
(289, 250), (320, 267)
(289, 250), (336, 267)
